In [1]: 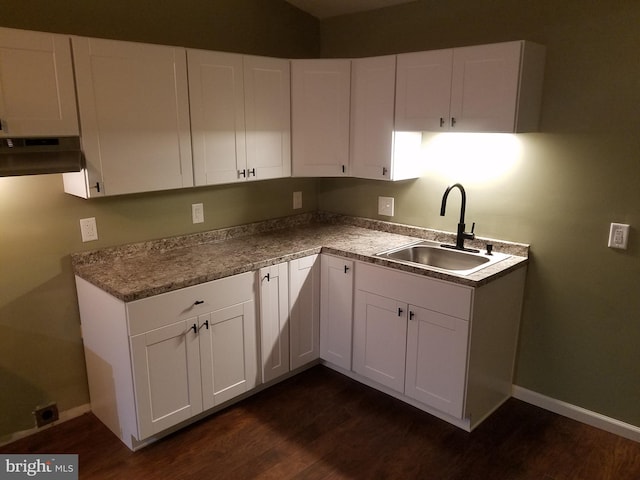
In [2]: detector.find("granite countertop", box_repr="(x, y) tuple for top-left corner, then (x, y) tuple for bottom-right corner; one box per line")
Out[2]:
(72, 213), (529, 302)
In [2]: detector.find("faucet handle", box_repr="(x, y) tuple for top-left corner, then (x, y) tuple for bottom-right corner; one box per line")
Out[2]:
(470, 222), (475, 234)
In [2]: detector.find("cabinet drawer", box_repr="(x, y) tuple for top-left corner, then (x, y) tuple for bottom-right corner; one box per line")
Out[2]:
(356, 262), (472, 320)
(127, 272), (255, 335)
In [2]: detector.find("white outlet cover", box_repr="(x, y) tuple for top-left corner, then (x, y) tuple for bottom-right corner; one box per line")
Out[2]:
(378, 196), (395, 216)
(608, 223), (630, 249)
(192, 203), (204, 224)
(80, 217), (98, 242)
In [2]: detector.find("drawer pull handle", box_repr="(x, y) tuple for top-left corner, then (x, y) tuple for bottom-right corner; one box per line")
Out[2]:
(398, 308), (403, 317)
(191, 323), (197, 334)
(194, 300), (204, 305)
(409, 311), (415, 320)
(200, 320), (209, 331)
(344, 265), (350, 274)
(263, 273), (270, 282)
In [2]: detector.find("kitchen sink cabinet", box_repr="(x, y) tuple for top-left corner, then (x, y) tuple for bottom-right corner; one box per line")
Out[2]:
(352, 261), (525, 429)
(76, 271), (258, 450)
(64, 36), (193, 197)
(259, 255), (320, 383)
(0, 27), (79, 137)
(291, 59), (351, 177)
(396, 41), (545, 133)
(319, 255), (354, 370)
(188, 51), (291, 186)
(350, 55), (423, 181)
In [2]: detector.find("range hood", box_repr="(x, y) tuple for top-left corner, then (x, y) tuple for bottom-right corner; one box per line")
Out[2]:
(0, 136), (83, 177)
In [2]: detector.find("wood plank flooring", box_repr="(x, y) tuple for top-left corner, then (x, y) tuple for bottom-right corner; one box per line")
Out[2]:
(2, 366), (640, 479)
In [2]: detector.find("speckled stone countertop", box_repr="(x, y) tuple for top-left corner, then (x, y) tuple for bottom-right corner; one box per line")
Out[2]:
(72, 212), (529, 302)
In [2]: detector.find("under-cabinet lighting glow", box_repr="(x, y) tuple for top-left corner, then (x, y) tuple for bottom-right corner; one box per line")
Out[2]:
(422, 133), (522, 184)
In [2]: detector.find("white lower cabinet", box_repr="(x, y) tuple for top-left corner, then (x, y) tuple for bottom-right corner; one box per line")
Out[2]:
(77, 271), (258, 450)
(259, 255), (320, 383)
(352, 261), (525, 429)
(319, 255), (354, 370)
(289, 255), (321, 370)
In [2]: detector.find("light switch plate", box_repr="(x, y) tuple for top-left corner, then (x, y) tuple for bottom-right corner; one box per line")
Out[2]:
(608, 223), (630, 249)
(293, 191), (302, 209)
(80, 217), (98, 242)
(378, 196), (395, 216)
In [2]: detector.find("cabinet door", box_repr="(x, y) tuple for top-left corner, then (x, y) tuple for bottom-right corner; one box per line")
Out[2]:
(320, 255), (354, 370)
(199, 300), (258, 409)
(291, 59), (351, 177)
(188, 49), (247, 186)
(131, 318), (203, 440)
(289, 255), (320, 370)
(405, 305), (469, 418)
(350, 55), (396, 180)
(449, 41), (522, 132)
(0, 28), (78, 137)
(395, 49), (453, 131)
(244, 56), (291, 181)
(259, 263), (290, 383)
(70, 37), (193, 196)
(353, 290), (407, 393)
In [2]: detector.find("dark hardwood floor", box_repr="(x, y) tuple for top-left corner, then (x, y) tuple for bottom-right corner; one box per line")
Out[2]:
(2, 366), (639, 479)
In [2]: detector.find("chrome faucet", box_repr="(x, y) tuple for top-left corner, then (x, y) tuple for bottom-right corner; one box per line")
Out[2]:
(440, 183), (478, 252)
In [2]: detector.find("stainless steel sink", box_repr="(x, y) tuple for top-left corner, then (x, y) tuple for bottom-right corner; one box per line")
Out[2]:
(375, 240), (510, 275)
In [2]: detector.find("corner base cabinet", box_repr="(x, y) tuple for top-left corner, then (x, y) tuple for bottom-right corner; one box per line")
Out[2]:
(76, 272), (258, 450)
(351, 261), (526, 430)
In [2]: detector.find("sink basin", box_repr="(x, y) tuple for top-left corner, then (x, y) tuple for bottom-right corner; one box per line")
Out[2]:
(375, 240), (509, 275)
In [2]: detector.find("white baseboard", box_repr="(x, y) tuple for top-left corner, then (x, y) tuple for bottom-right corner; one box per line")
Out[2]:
(512, 385), (640, 443)
(0, 403), (91, 448)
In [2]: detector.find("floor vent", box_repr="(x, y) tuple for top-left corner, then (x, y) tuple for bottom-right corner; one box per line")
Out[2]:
(33, 403), (59, 427)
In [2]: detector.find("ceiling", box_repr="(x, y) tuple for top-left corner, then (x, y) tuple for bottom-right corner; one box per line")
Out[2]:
(284, 0), (418, 19)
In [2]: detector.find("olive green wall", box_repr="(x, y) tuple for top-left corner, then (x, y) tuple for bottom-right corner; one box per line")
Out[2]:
(0, 0), (319, 441)
(319, 0), (640, 426)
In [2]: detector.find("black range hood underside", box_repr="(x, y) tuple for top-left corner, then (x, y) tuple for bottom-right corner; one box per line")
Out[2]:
(0, 137), (83, 177)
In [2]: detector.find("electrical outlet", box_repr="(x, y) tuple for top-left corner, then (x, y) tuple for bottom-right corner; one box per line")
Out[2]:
(608, 223), (630, 249)
(80, 217), (98, 242)
(293, 191), (302, 209)
(378, 196), (395, 216)
(192, 203), (204, 224)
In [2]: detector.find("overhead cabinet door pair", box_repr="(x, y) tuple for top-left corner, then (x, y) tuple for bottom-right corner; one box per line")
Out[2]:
(395, 41), (546, 133)
(64, 38), (290, 197)
(188, 50), (291, 186)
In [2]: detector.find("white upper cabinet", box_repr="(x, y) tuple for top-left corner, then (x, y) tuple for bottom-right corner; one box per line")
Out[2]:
(64, 37), (193, 197)
(188, 52), (290, 186)
(350, 55), (423, 181)
(396, 41), (545, 133)
(0, 27), (78, 137)
(395, 49), (453, 132)
(291, 59), (351, 177)
(243, 55), (291, 181)
(188, 50), (246, 186)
